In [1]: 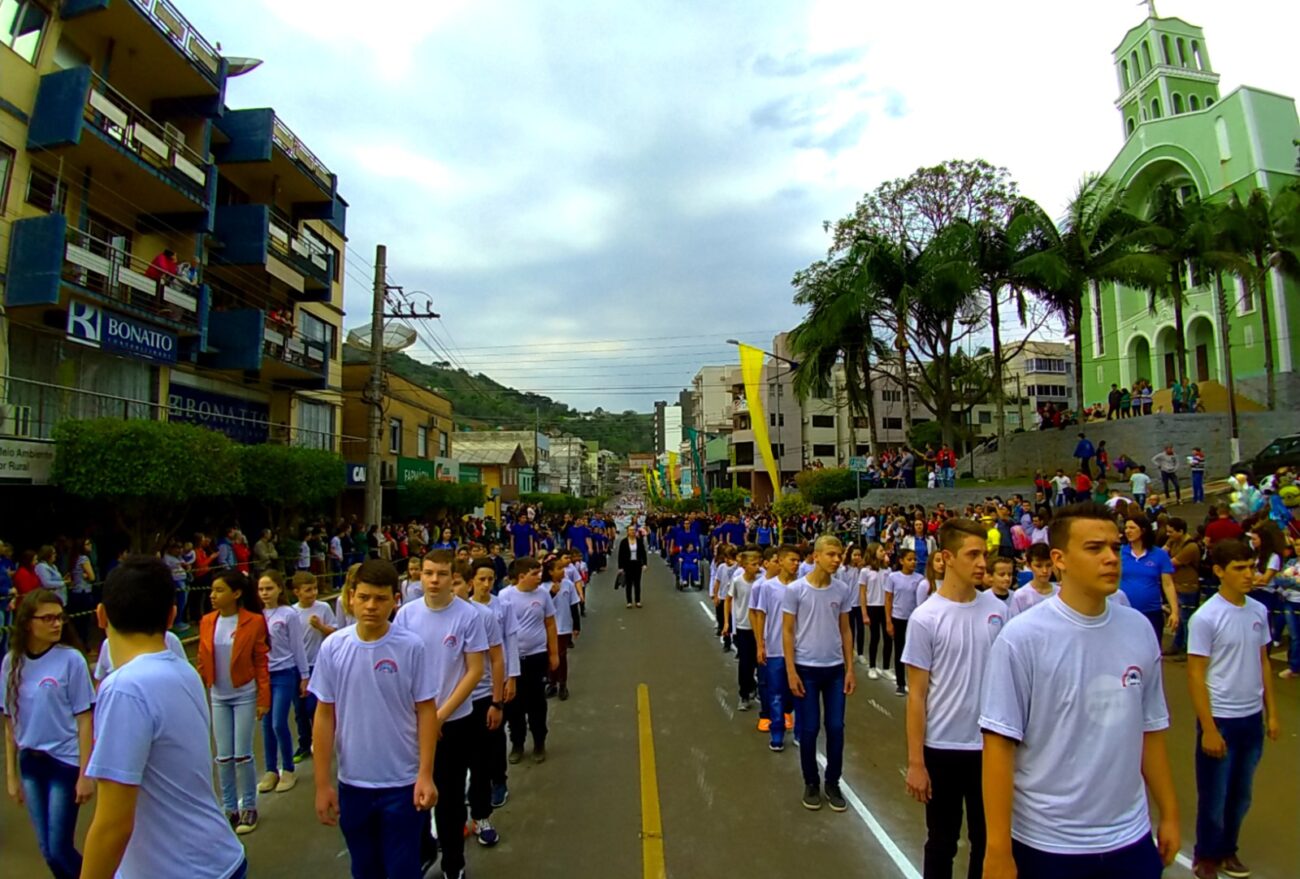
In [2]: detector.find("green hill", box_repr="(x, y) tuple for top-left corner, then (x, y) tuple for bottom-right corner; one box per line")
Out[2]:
(345, 345), (653, 457)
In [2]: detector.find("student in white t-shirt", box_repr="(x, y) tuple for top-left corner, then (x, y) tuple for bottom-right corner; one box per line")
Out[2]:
(748, 547), (782, 734)
(1006, 543), (1059, 620)
(711, 546), (736, 653)
(783, 535), (856, 812)
(1186, 539), (1281, 879)
(885, 549), (924, 696)
(399, 556), (423, 605)
(2, 589), (95, 879)
(723, 545), (763, 712)
(498, 557), (559, 764)
(464, 559), (517, 841)
(394, 550), (487, 879)
(979, 502), (1179, 879)
(902, 519), (1007, 879)
(94, 630), (186, 681)
(842, 546), (866, 664)
(859, 543), (891, 680)
(81, 557), (247, 879)
(545, 556), (581, 701)
(984, 557), (1014, 604)
(291, 571), (336, 764)
(255, 571), (310, 795)
(309, 559), (437, 879)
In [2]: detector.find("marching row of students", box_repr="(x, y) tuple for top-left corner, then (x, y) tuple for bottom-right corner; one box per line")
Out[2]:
(702, 503), (1281, 879)
(2, 544), (592, 879)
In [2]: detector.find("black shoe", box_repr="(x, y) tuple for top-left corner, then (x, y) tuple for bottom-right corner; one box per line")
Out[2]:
(545, 684), (558, 698)
(825, 783), (847, 812)
(558, 685), (569, 701)
(802, 784), (822, 810)
(508, 745), (524, 765)
(532, 746), (547, 764)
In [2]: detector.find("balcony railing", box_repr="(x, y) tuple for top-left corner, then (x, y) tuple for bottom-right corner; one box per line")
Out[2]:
(129, 0), (222, 82)
(268, 212), (332, 283)
(272, 115), (332, 190)
(263, 319), (327, 373)
(83, 70), (209, 197)
(62, 227), (202, 330)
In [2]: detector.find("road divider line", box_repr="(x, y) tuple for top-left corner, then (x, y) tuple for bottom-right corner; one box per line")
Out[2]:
(815, 751), (922, 879)
(637, 683), (667, 879)
(697, 599), (716, 623)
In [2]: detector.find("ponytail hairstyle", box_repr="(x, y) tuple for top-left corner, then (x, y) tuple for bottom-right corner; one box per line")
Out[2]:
(6, 589), (79, 727)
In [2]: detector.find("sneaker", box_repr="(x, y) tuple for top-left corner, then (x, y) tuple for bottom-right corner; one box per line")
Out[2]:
(801, 784), (822, 810)
(635, 602), (642, 607)
(545, 684), (558, 699)
(825, 783), (848, 812)
(532, 746), (547, 764)
(274, 771), (296, 792)
(1192, 859), (1221, 879)
(235, 809), (258, 834)
(464, 819), (476, 839)
(1280, 669), (1298, 679)
(1221, 855), (1250, 878)
(867, 667), (879, 680)
(558, 685), (570, 701)
(757, 718), (771, 733)
(476, 817), (500, 847)
(490, 783), (509, 809)
(292, 748), (311, 764)
(769, 740), (785, 752)
(894, 687), (907, 697)
(722, 644), (732, 653)
(737, 697), (751, 711)
(227, 812), (240, 832)
(627, 603), (633, 608)
(257, 772), (279, 793)
(784, 713), (793, 729)
(508, 745), (524, 765)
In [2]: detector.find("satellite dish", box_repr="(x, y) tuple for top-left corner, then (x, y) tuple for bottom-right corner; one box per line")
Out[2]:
(225, 57), (264, 77)
(347, 323), (418, 353)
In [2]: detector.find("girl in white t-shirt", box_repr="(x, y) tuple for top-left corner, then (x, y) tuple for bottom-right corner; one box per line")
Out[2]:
(334, 563), (361, 628)
(1249, 521), (1286, 645)
(255, 572), (309, 796)
(858, 543), (891, 680)
(842, 547), (865, 663)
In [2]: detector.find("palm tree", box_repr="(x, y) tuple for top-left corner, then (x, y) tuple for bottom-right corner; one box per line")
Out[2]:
(1218, 188), (1300, 409)
(858, 236), (928, 437)
(1016, 175), (1167, 421)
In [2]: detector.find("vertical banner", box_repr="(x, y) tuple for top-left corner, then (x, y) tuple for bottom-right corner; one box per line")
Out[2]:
(667, 451), (680, 499)
(738, 344), (782, 501)
(643, 467), (656, 500)
(686, 427), (704, 497)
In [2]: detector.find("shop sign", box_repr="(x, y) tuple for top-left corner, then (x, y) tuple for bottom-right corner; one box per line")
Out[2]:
(167, 384), (270, 444)
(346, 463), (367, 486)
(0, 437), (56, 484)
(66, 300), (177, 365)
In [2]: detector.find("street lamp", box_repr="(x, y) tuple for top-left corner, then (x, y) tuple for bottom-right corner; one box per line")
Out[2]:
(726, 340), (800, 493)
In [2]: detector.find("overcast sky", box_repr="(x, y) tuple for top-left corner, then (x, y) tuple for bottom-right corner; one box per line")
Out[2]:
(186, 0), (1297, 414)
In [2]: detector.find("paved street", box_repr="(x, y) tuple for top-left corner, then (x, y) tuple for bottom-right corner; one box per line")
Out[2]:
(3, 556), (1298, 878)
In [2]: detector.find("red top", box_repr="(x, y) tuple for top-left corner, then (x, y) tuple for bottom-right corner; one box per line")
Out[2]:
(13, 566), (40, 596)
(232, 542), (251, 573)
(1204, 518), (1244, 545)
(144, 250), (179, 281)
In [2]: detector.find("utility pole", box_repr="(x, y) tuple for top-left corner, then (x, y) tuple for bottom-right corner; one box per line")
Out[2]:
(364, 244), (387, 529)
(533, 407), (540, 493)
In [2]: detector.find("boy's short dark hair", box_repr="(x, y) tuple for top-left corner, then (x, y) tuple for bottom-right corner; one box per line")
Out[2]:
(356, 559), (399, 593)
(452, 560), (472, 581)
(102, 555), (176, 635)
(937, 518), (987, 554)
(738, 543), (762, 560)
(1210, 539), (1255, 569)
(1047, 502), (1116, 551)
(292, 571), (316, 590)
(1026, 543), (1053, 564)
(508, 556), (541, 579)
(762, 546), (779, 561)
(990, 556), (1016, 572)
(898, 548), (917, 561)
(424, 549), (455, 567)
(469, 558), (496, 579)
(776, 544), (801, 559)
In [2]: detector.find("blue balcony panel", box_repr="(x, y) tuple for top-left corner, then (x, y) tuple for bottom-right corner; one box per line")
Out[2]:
(211, 205), (333, 302)
(214, 109), (336, 206)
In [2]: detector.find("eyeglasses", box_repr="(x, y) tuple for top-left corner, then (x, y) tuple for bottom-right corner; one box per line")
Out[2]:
(32, 613), (65, 624)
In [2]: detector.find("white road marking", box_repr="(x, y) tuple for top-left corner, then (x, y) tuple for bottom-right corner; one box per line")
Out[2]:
(697, 599), (716, 623)
(867, 698), (893, 719)
(815, 750), (922, 879)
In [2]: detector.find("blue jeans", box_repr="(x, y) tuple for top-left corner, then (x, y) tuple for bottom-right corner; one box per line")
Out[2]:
(296, 666), (317, 753)
(174, 583), (189, 627)
(213, 697), (258, 812)
(18, 749), (82, 879)
(1172, 592), (1200, 653)
(764, 657), (793, 746)
(1011, 835), (1162, 879)
(941, 466), (955, 488)
(337, 782), (423, 879)
(1192, 470), (1205, 502)
(1284, 600), (1300, 673)
(794, 663), (846, 786)
(262, 668), (298, 774)
(1195, 713), (1264, 861)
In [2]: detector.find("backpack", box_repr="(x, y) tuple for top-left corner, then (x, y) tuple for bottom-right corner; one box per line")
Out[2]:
(1011, 525), (1031, 552)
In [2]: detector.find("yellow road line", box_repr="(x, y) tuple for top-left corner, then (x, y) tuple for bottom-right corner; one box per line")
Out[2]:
(637, 683), (667, 879)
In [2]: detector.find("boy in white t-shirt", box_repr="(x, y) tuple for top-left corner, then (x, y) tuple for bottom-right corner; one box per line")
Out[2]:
(1186, 540), (1281, 879)
(722, 546), (763, 712)
(979, 502), (1178, 879)
(291, 571), (336, 764)
(783, 535), (856, 812)
(902, 519), (1007, 879)
(498, 557), (559, 764)
(309, 560), (438, 879)
(984, 557), (1014, 603)
(1006, 543), (1058, 620)
(711, 546), (735, 653)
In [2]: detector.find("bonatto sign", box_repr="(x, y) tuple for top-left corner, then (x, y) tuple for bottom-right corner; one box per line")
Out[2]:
(66, 300), (177, 365)
(167, 384), (270, 444)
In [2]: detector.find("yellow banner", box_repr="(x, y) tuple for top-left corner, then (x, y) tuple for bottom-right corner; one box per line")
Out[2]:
(643, 467), (655, 499)
(738, 343), (782, 500)
(667, 451), (679, 499)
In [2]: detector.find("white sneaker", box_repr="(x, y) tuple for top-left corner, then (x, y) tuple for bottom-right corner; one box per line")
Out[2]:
(1280, 669), (1298, 679)
(257, 771), (279, 793)
(274, 771), (296, 792)
(867, 667), (879, 680)
(737, 697), (752, 711)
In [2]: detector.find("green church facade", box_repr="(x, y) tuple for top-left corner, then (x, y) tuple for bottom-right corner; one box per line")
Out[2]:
(1080, 13), (1300, 408)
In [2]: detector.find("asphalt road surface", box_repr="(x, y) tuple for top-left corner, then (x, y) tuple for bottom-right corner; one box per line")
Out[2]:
(3, 556), (1298, 878)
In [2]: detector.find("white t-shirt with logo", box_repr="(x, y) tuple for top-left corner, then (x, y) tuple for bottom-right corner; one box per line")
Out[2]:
(885, 571), (925, 620)
(467, 600), (505, 703)
(393, 596), (488, 723)
(0, 646), (94, 767)
(551, 578), (581, 636)
(263, 605), (309, 677)
(859, 568), (887, 607)
(978, 597), (1169, 855)
(295, 600), (337, 666)
(498, 586), (556, 657)
(781, 577), (853, 667)
(1188, 594), (1270, 719)
(901, 590), (1006, 750)
(751, 576), (794, 659)
(1007, 583), (1059, 620)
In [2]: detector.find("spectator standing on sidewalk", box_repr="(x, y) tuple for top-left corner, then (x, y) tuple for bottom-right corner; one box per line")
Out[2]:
(1153, 445), (1182, 504)
(1166, 519), (1204, 658)
(1190, 448), (1207, 504)
(1073, 433), (1095, 479)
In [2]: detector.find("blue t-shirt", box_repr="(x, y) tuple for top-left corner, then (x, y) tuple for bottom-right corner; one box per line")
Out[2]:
(725, 522), (747, 545)
(756, 526), (772, 546)
(509, 522), (535, 558)
(0, 556), (16, 596)
(87, 650), (245, 879)
(566, 526), (591, 552)
(0, 645), (94, 767)
(1119, 545), (1174, 613)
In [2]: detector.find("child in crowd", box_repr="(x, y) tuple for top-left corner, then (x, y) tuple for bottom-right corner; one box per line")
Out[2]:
(334, 563), (361, 628)
(1007, 543), (1058, 619)
(722, 546), (762, 712)
(885, 549), (924, 696)
(291, 572), (336, 764)
(499, 558), (559, 764)
(783, 535), (856, 811)
(400, 556), (423, 605)
(82, 557), (247, 879)
(752, 545), (800, 750)
(255, 571), (309, 795)
(309, 559), (437, 879)
(711, 546), (736, 653)
(985, 556), (1015, 603)
(3, 590), (95, 879)
(860, 542), (891, 681)
(842, 546), (865, 662)
(466, 559), (518, 830)
(198, 571), (269, 834)
(1187, 540), (1281, 879)
(546, 556), (581, 701)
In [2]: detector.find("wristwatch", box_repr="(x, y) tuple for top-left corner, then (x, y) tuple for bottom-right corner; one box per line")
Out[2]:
(490, 701), (505, 710)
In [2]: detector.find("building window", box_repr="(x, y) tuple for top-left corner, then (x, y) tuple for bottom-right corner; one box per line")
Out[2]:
(417, 425), (428, 458)
(811, 414), (835, 428)
(1150, 98), (1161, 119)
(1189, 95), (1200, 111)
(1027, 384), (1068, 398)
(1160, 35), (1171, 65)
(296, 400), (335, 450)
(1126, 118), (1136, 136)
(298, 310), (334, 357)
(880, 389), (902, 402)
(768, 413), (784, 427)
(1177, 37), (1187, 66)
(1236, 276), (1255, 315)
(26, 167), (66, 214)
(1172, 93), (1184, 114)
(853, 416), (869, 429)
(1191, 40), (1203, 70)
(882, 417), (903, 430)
(1205, 96), (1214, 107)
(854, 444), (870, 456)
(1092, 282), (1106, 356)
(1141, 41), (1152, 71)
(1028, 357), (1068, 374)
(1130, 50), (1140, 77)
(978, 410), (992, 425)
(770, 443), (785, 460)
(1120, 59), (1129, 88)
(388, 417), (402, 454)
(0, 142), (13, 215)
(812, 443), (836, 458)
(438, 431), (448, 457)
(1, 0), (49, 64)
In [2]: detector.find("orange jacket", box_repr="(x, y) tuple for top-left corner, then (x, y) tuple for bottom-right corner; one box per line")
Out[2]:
(197, 609), (270, 713)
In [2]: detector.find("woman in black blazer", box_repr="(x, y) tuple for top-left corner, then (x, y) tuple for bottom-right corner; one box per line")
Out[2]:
(616, 527), (649, 607)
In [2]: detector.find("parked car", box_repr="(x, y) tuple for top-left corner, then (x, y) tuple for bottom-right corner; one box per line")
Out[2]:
(1232, 433), (1300, 478)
